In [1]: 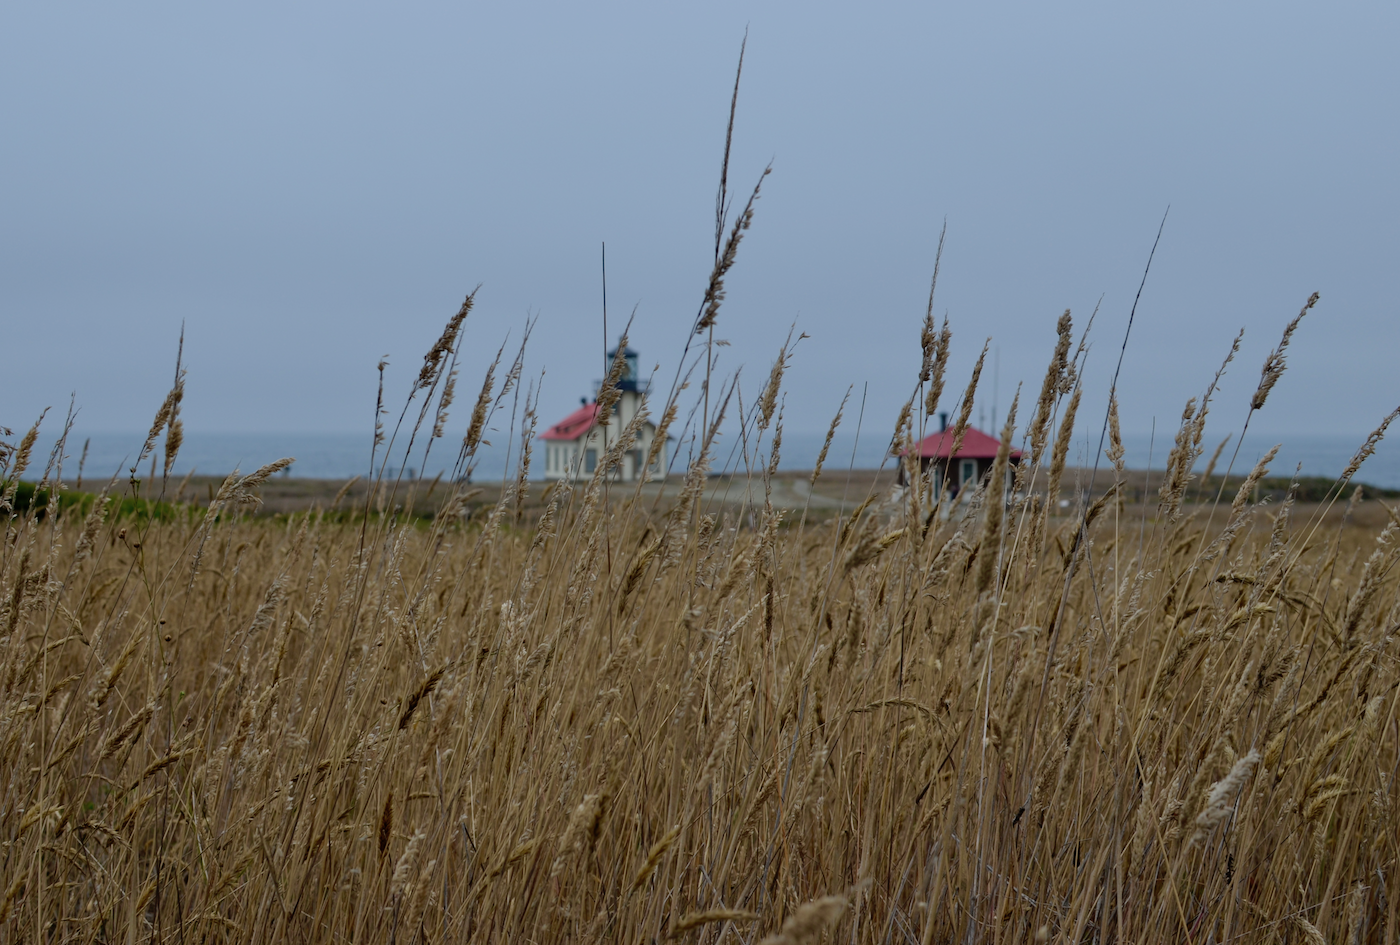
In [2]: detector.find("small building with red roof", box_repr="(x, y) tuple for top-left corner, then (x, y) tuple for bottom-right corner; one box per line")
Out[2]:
(899, 414), (1021, 496)
(541, 344), (667, 483)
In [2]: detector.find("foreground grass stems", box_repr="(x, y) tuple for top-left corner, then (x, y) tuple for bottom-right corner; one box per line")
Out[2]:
(3, 285), (1397, 943)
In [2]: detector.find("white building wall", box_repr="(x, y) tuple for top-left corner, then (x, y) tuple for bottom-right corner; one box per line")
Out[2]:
(541, 389), (667, 483)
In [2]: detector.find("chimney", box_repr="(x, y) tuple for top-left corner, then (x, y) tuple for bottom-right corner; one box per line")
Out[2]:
(939, 412), (949, 433)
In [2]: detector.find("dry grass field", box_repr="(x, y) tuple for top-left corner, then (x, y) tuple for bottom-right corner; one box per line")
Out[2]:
(2, 290), (1399, 945)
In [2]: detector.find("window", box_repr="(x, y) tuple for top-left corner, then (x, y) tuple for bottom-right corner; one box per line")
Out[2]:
(585, 449), (597, 473)
(960, 459), (976, 486)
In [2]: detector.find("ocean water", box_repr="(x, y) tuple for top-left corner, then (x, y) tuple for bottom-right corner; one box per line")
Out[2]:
(19, 427), (1400, 491)
(730, 428), (1400, 491)
(21, 431), (508, 484)
(1114, 432), (1400, 490)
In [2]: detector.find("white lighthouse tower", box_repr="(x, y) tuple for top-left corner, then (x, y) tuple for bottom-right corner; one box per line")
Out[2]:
(539, 342), (667, 483)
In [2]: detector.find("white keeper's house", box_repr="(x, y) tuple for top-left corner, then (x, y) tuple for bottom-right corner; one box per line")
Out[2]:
(540, 344), (668, 483)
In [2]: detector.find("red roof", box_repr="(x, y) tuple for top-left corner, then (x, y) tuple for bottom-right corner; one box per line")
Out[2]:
(541, 402), (601, 441)
(906, 426), (1022, 461)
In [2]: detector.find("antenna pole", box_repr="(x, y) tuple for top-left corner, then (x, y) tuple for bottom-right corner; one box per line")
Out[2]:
(601, 242), (608, 455)
(992, 345), (1000, 432)
(602, 242), (608, 385)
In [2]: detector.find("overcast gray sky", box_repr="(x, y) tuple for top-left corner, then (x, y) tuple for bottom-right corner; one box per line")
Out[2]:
(4, 2), (1397, 451)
